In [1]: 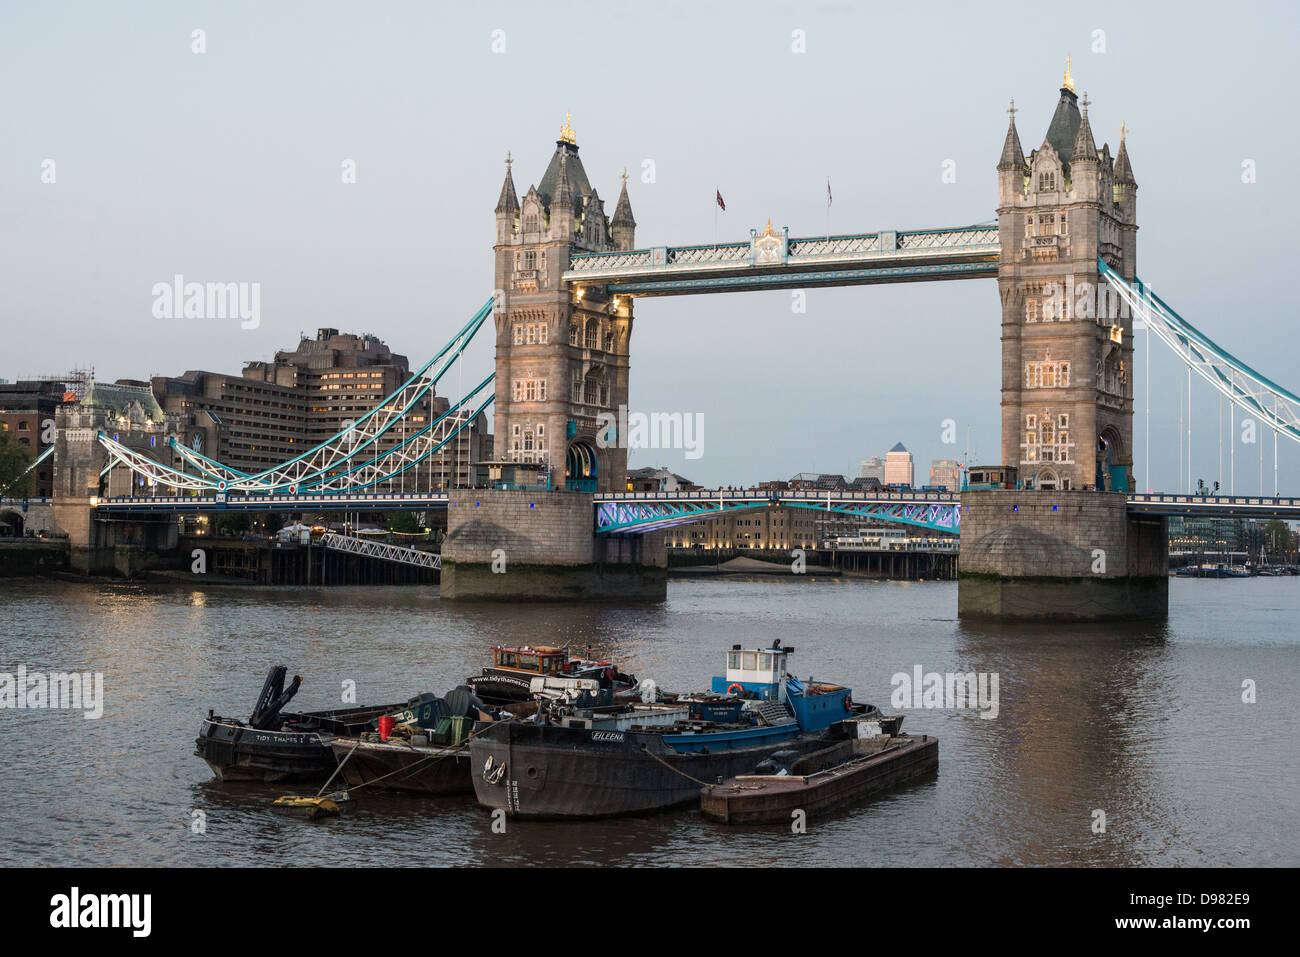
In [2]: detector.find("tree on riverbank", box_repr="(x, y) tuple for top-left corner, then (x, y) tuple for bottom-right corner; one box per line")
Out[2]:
(0, 433), (34, 498)
(385, 511), (423, 534)
(1264, 519), (1292, 560)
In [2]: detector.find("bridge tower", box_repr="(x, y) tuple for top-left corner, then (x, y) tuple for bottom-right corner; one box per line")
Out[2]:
(439, 117), (665, 601)
(960, 64), (1164, 620)
(490, 115), (635, 493)
(996, 60), (1138, 492)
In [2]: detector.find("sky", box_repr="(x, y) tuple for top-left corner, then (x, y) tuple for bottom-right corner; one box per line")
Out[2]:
(2, 0), (1298, 493)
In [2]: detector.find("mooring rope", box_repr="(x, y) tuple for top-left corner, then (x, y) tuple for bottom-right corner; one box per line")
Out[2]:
(638, 745), (719, 790)
(323, 715), (522, 798)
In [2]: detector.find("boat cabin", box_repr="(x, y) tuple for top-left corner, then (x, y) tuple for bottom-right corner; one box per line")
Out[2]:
(711, 642), (794, 702)
(491, 646), (569, 677)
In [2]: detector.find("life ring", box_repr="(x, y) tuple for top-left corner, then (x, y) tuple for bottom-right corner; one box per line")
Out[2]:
(727, 682), (745, 696)
(844, 693), (853, 713)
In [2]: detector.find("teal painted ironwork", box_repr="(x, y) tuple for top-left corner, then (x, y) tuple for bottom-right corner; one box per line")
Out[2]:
(95, 299), (496, 494)
(593, 492), (962, 535)
(1099, 260), (1300, 445)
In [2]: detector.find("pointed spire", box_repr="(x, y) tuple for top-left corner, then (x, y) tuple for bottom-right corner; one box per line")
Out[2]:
(998, 99), (1026, 170)
(612, 167), (636, 227)
(1072, 92), (1097, 164)
(1043, 79), (1081, 169)
(1114, 123), (1136, 185)
(553, 151), (572, 206)
(610, 168), (636, 250)
(494, 151), (519, 214)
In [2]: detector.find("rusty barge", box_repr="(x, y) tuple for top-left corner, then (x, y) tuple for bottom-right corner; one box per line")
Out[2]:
(700, 726), (938, 824)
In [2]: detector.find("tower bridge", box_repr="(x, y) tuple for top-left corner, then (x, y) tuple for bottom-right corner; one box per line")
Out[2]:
(25, 64), (1300, 617)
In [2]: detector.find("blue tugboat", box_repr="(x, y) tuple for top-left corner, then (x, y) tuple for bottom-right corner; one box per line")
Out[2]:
(469, 642), (863, 818)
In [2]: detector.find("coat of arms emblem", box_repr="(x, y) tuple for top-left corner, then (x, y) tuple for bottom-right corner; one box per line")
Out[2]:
(751, 219), (787, 265)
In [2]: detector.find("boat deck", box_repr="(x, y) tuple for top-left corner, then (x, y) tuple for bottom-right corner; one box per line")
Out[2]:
(700, 734), (938, 823)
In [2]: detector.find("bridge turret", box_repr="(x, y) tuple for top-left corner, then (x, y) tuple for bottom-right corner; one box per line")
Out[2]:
(611, 170), (637, 250)
(1070, 95), (1100, 202)
(1113, 129), (1138, 273)
(549, 151), (576, 241)
(494, 153), (519, 244)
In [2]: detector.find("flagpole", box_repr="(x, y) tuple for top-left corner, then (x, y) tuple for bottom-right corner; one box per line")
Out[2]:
(714, 186), (718, 244)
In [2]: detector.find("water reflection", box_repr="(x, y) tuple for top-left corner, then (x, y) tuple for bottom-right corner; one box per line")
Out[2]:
(0, 577), (1295, 866)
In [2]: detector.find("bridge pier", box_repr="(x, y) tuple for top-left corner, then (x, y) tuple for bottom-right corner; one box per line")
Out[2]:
(52, 497), (180, 576)
(439, 490), (666, 601)
(958, 490), (1167, 620)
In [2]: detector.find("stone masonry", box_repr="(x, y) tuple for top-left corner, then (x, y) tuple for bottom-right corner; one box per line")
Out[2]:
(440, 489), (666, 601)
(959, 490), (1167, 619)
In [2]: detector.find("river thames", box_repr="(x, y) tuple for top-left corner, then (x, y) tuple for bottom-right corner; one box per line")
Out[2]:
(0, 576), (1295, 867)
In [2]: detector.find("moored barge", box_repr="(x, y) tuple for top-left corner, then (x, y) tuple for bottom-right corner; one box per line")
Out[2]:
(196, 666), (405, 783)
(470, 642), (875, 818)
(700, 729), (938, 824)
(326, 686), (490, 795)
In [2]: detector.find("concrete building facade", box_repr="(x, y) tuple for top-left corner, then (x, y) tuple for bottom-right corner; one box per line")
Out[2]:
(0, 379), (74, 497)
(859, 456), (885, 484)
(929, 458), (962, 491)
(666, 508), (826, 551)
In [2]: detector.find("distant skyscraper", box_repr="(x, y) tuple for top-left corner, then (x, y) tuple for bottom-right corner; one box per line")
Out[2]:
(860, 455), (885, 483)
(929, 458), (962, 491)
(884, 442), (913, 486)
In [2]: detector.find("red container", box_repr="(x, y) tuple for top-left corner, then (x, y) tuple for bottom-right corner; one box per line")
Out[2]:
(377, 715), (395, 741)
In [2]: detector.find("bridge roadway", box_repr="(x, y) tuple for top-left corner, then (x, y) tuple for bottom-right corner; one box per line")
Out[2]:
(79, 489), (1300, 535)
(562, 224), (1000, 297)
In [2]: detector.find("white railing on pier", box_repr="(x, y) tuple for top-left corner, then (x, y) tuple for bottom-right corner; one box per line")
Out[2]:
(319, 532), (441, 570)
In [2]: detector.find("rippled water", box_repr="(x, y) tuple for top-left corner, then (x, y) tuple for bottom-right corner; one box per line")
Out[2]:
(0, 576), (1296, 867)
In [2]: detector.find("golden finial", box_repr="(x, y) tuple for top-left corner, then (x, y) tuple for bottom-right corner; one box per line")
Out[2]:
(559, 111), (576, 145)
(620, 166), (628, 185)
(1119, 121), (1128, 142)
(1063, 55), (1075, 92)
